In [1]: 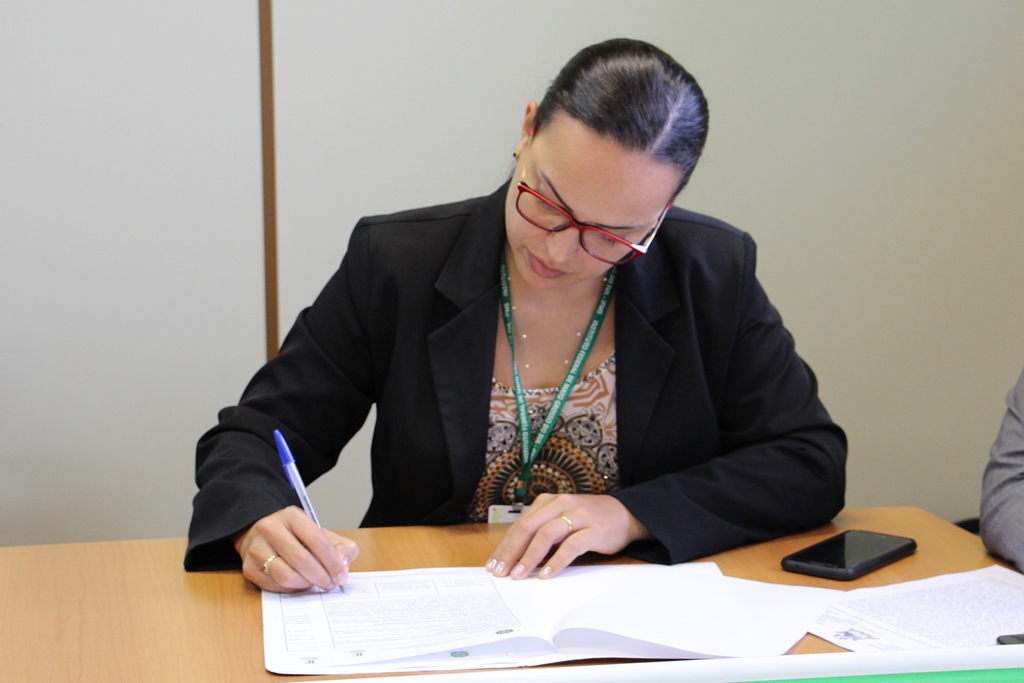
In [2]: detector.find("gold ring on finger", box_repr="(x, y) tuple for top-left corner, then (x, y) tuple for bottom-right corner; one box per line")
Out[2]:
(262, 554), (279, 574)
(560, 515), (574, 534)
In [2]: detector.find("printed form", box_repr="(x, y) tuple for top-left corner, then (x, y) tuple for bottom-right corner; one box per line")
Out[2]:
(263, 563), (841, 675)
(809, 565), (1024, 652)
(272, 568), (531, 665)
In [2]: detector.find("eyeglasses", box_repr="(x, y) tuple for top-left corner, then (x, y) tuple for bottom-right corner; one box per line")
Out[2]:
(515, 181), (669, 265)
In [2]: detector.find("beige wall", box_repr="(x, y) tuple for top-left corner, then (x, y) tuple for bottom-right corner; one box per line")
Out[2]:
(1, 2), (265, 546)
(2, 1), (1021, 546)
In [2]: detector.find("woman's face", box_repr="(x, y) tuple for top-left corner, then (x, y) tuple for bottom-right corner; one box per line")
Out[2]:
(504, 105), (682, 293)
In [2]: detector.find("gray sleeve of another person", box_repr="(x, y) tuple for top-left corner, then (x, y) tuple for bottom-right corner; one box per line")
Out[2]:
(981, 366), (1024, 570)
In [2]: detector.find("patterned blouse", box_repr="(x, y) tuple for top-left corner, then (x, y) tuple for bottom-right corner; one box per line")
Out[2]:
(467, 354), (620, 522)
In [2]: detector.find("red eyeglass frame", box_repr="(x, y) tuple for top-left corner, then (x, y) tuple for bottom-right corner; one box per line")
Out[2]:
(515, 181), (670, 265)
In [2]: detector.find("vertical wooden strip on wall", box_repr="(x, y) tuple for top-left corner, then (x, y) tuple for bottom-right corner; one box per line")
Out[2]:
(259, 0), (279, 359)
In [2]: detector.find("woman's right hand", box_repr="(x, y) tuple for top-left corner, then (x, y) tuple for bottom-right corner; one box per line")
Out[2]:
(234, 506), (359, 593)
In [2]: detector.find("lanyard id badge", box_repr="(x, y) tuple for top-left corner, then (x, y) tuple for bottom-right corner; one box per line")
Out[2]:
(488, 504), (529, 523)
(499, 252), (615, 503)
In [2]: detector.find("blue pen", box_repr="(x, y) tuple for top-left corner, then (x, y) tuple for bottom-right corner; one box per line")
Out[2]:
(274, 429), (345, 591)
(274, 429), (321, 526)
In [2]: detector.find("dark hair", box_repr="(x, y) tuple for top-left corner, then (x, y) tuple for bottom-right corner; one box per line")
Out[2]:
(534, 38), (709, 193)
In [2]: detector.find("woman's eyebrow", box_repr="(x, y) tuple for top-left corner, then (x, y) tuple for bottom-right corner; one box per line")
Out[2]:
(536, 167), (575, 214)
(537, 167), (647, 232)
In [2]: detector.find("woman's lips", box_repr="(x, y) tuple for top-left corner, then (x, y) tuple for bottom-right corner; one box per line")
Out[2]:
(528, 252), (568, 279)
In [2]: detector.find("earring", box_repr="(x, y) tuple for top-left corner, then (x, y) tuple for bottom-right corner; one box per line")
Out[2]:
(513, 151), (519, 160)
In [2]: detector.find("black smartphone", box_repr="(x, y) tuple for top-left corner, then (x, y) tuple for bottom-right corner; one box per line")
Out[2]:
(997, 633), (1024, 645)
(781, 529), (917, 581)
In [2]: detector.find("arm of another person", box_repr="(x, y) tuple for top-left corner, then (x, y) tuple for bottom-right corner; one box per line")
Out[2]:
(981, 366), (1024, 569)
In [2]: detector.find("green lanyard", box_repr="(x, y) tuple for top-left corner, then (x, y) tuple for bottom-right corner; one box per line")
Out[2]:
(499, 252), (615, 502)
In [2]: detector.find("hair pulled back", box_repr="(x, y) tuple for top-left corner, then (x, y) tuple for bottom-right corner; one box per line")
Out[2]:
(534, 38), (709, 192)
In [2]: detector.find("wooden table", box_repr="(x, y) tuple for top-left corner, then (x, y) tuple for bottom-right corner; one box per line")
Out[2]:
(0, 507), (1004, 682)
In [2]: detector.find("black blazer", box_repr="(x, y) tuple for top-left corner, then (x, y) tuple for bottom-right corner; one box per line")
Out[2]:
(186, 184), (846, 570)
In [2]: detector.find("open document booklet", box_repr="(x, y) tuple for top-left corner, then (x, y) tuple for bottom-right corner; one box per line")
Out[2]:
(262, 563), (840, 675)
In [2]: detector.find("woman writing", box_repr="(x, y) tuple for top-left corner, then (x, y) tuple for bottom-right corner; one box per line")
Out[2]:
(186, 38), (846, 592)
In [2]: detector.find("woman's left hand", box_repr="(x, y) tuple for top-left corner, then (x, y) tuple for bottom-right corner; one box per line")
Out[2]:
(485, 493), (651, 579)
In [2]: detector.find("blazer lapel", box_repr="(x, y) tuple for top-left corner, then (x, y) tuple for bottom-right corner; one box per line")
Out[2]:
(615, 245), (680, 485)
(426, 186), (507, 521)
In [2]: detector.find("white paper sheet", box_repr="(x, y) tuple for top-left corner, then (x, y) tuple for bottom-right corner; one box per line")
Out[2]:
(809, 565), (1024, 652)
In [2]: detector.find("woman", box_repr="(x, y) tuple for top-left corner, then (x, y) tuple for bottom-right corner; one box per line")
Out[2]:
(186, 38), (846, 593)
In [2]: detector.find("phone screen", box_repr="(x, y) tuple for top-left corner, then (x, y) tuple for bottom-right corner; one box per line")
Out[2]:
(796, 530), (908, 566)
(782, 530), (916, 580)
